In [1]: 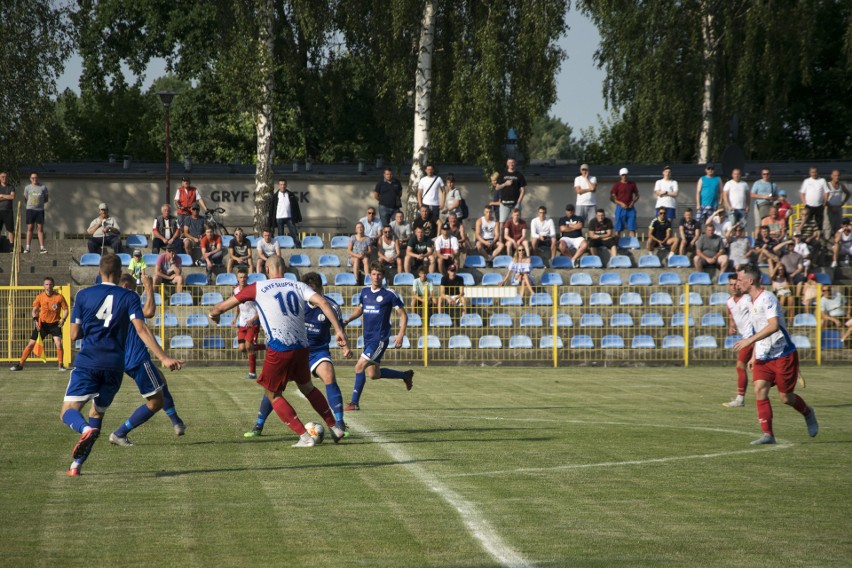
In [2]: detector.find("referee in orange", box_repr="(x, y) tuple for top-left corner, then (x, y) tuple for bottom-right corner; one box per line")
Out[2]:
(10, 276), (69, 371)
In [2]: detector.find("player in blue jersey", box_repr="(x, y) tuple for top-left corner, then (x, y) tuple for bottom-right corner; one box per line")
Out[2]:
(61, 254), (183, 476)
(244, 271), (353, 437)
(343, 261), (413, 411)
(107, 273), (186, 447)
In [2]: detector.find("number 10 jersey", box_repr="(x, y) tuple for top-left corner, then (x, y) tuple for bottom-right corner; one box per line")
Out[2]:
(235, 279), (317, 352)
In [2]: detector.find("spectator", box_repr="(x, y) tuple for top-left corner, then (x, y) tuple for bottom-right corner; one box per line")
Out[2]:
(586, 208), (618, 259)
(500, 247), (535, 299)
(348, 222), (372, 283)
(174, 176), (208, 225)
(647, 206), (678, 255)
(695, 163), (721, 225)
(411, 267), (435, 308)
(255, 229), (281, 274)
(273, 179), (302, 247)
(530, 206), (558, 260)
(799, 273), (819, 313)
(488, 172), (502, 232)
(226, 228), (253, 274)
(820, 285), (848, 327)
(705, 208), (733, 241)
(417, 163), (445, 218)
(754, 226), (781, 274)
(653, 165), (679, 221)
(693, 223), (728, 272)
(770, 265), (795, 316)
(377, 226), (402, 274)
(775, 190), (792, 220)
(794, 207), (821, 260)
(574, 163), (597, 222)
(389, 210), (411, 243)
(446, 213), (469, 267)
(128, 249), (146, 284)
(151, 204), (180, 254)
(438, 265), (466, 314)
(0, 170), (15, 249)
(825, 170), (850, 236)
(443, 174), (466, 220)
(800, 166), (829, 229)
(842, 317), (852, 343)
(722, 167), (750, 225)
(373, 167), (403, 226)
(831, 218), (852, 267)
(181, 203), (206, 256)
(153, 244), (184, 292)
(750, 168), (777, 226)
(726, 224), (752, 269)
(433, 223), (460, 274)
(610, 167), (640, 238)
(760, 205), (786, 240)
(777, 240), (806, 284)
(503, 207), (530, 258)
(86, 202), (123, 254)
(199, 226), (224, 276)
(474, 206), (504, 261)
(558, 204), (588, 262)
(493, 158), (527, 224)
(412, 204), (439, 241)
(678, 208), (700, 255)
(359, 207), (383, 247)
(23, 172), (48, 254)
(791, 232), (812, 270)
(405, 226), (434, 274)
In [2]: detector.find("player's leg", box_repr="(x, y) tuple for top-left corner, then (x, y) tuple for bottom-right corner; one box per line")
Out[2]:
(370, 339), (414, 390)
(750, 376), (775, 445)
(159, 380), (185, 435)
(244, 394), (274, 437)
(63, 370), (120, 475)
(724, 345), (752, 407)
(314, 360), (345, 428)
(110, 361), (166, 446)
(260, 349), (314, 446)
(775, 352), (817, 437)
(345, 355), (371, 411)
(296, 372), (340, 436)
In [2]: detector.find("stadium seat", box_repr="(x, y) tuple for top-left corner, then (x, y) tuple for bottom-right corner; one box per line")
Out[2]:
(478, 335), (503, 348)
(170, 335), (194, 349)
(570, 272), (593, 286)
(217, 313), (234, 327)
(429, 313), (452, 327)
(318, 254), (341, 267)
(215, 273), (238, 286)
(701, 313), (726, 327)
(640, 313), (664, 327)
(618, 236), (641, 249)
(610, 313), (634, 327)
(791, 335), (812, 349)
(326, 292), (344, 306)
(607, 255), (632, 268)
(489, 313), (513, 327)
(723, 335), (742, 349)
(247, 273), (266, 284)
(579, 255), (603, 269)
(481, 273), (503, 286)
(550, 256), (573, 269)
(330, 235), (349, 249)
(601, 335), (624, 348)
(709, 292), (730, 306)
(649, 292), (673, 306)
(117, 253), (132, 266)
(169, 292), (193, 306)
(347, 317), (362, 327)
(334, 273), (357, 286)
(530, 292), (552, 306)
(540, 272), (564, 286)
(492, 255), (512, 268)
(125, 234), (148, 248)
(571, 335), (594, 349)
(667, 254), (690, 268)
(600, 272), (622, 286)
(662, 335), (685, 349)
(627, 272), (651, 286)
(520, 313), (543, 327)
(559, 292), (583, 306)
(509, 335), (533, 349)
(393, 272), (415, 286)
(448, 335), (472, 349)
(717, 271), (736, 285)
(352, 336), (364, 349)
(407, 313), (422, 327)
(631, 335), (656, 349)
(283, 272), (298, 282)
(185, 273), (208, 286)
(80, 253), (100, 266)
(139, 292), (161, 306)
(142, 253), (159, 266)
(619, 292), (643, 306)
(301, 235), (324, 249)
(458, 272), (475, 286)
(427, 273), (443, 286)
(200, 292), (224, 306)
(362, 275), (387, 286)
(658, 272), (682, 285)
(540, 335), (564, 348)
(460, 313), (483, 327)
(202, 336), (226, 349)
(246, 236), (258, 247)
(793, 313), (816, 327)
(693, 335), (718, 349)
(500, 296), (524, 307)
(387, 336), (412, 349)
(220, 235), (233, 248)
(670, 313), (695, 327)
(813, 273), (831, 285)
(289, 254), (311, 267)
(688, 272), (712, 286)
(551, 314), (573, 327)
(589, 292), (613, 306)
(177, 254), (192, 266)
(529, 256), (545, 269)
(638, 255), (662, 268)
(463, 255), (486, 268)
(821, 330), (842, 349)
(580, 313), (604, 327)
(679, 292), (703, 306)
(153, 313), (178, 327)
(186, 313), (209, 327)
(276, 236), (295, 248)
(470, 297), (493, 307)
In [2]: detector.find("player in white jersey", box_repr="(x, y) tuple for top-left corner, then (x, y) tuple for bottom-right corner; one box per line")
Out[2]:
(733, 265), (818, 445)
(232, 268), (266, 378)
(722, 274), (754, 408)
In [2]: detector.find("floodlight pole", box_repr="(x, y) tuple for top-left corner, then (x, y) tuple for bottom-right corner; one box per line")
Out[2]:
(157, 91), (177, 206)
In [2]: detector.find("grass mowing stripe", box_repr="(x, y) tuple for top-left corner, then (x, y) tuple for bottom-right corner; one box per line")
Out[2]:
(347, 415), (534, 568)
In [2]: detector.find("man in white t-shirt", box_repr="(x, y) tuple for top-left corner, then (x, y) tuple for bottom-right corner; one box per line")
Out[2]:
(653, 165), (679, 220)
(255, 229), (281, 274)
(530, 206), (558, 260)
(433, 223), (460, 274)
(799, 166), (829, 229)
(573, 163), (597, 222)
(417, 163), (445, 218)
(722, 168), (750, 226)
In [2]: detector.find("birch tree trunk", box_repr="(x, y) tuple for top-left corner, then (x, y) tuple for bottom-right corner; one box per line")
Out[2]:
(697, 5), (714, 164)
(254, 0), (275, 234)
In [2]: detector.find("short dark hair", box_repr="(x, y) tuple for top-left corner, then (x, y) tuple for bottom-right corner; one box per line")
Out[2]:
(119, 273), (136, 287)
(737, 264), (762, 285)
(237, 267), (249, 276)
(369, 260), (386, 274)
(43, 276), (55, 284)
(596, 208), (605, 214)
(727, 274), (738, 282)
(684, 207), (693, 213)
(301, 271), (323, 292)
(100, 254), (122, 280)
(417, 266), (427, 275)
(445, 174), (455, 182)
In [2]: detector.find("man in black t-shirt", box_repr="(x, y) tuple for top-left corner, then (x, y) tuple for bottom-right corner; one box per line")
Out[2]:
(438, 265), (466, 314)
(648, 207), (679, 253)
(373, 168), (403, 227)
(412, 205), (439, 240)
(678, 207), (700, 255)
(405, 226), (435, 273)
(226, 228), (253, 273)
(586, 208), (618, 258)
(557, 204), (588, 262)
(493, 158), (527, 224)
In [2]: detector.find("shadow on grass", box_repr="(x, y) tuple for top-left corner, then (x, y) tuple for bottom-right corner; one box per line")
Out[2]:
(152, 458), (448, 478)
(391, 406), (576, 412)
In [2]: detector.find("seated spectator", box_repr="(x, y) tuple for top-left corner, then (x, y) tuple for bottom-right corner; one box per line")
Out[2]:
(500, 247), (535, 299)
(775, 190), (792, 220)
(777, 240), (806, 284)
(199, 226), (224, 276)
(759, 205), (786, 240)
(474, 206), (504, 262)
(151, 203), (180, 254)
(795, 207), (822, 259)
(557, 204), (587, 262)
(693, 223), (728, 272)
(377, 226), (403, 273)
(647, 206), (678, 255)
(503, 208), (530, 258)
(820, 285), (848, 327)
(348, 222), (372, 282)
(831, 218), (852, 268)
(438, 264), (466, 314)
(531, 206), (558, 260)
(86, 202), (123, 254)
(842, 317), (852, 343)
(128, 249), (146, 285)
(153, 244), (184, 292)
(754, 226), (781, 274)
(389, 210), (411, 243)
(798, 273), (819, 313)
(586, 208), (617, 258)
(726, 224), (752, 269)
(791, 232), (812, 270)
(359, 207), (383, 247)
(705, 208), (733, 241)
(446, 213), (469, 263)
(182, 203), (207, 256)
(411, 267), (436, 308)
(255, 229), (281, 274)
(770, 265), (795, 316)
(678, 207), (700, 255)
(227, 228), (253, 273)
(405, 226), (434, 274)
(434, 222), (460, 274)
(412, 204), (439, 241)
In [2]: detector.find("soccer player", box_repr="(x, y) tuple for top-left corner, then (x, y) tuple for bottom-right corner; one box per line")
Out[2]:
(732, 264), (818, 445)
(343, 261), (414, 411)
(61, 254), (182, 476)
(722, 274), (754, 409)
(209, 256), (348, 447)
(108, 274), (187, 447)
(10, 276), (69, 371)
(244, 271), (353, 438)
(232, 267), (266, 379)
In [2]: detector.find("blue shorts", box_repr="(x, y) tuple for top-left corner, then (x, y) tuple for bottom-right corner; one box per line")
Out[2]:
(64, 367), (124, 408)
(663, 207), (676, 221)
(614, 206), (637, 232)
(309, 348), (333, 377)
(361, 339), (388, 364)
(126, 359), (165, 398)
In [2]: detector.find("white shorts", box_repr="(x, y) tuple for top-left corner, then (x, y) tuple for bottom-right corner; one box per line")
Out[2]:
(559, 236), (586, 250)
(840, 241), (852, 256)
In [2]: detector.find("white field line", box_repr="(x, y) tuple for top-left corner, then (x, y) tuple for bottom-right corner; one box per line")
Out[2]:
(347, 416), (533, 568)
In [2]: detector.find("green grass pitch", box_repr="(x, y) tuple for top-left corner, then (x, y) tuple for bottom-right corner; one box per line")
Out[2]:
(1, 365), (850, 567)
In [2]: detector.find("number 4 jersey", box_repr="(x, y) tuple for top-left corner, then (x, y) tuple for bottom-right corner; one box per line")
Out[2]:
(72, 282), (144, 371)
(235, 279), (317, 352)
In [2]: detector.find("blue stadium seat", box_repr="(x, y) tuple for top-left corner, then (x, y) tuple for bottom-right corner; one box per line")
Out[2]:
(301, 235), (324, 249)
(326, 292), (344, 306)
(289, 254), (311, 267)
(139, 292), (161, 306)
(571, 335), (594, 349)
(601, 335), (624, 348)
(580, 313), (604, 327)
(638, 255), (662, 268)
(470, 298), (493, 307)
(169, 292), (193, 306)
(153, 313), (178, 327)
(688, 272), (712, 286)
(540, 272), (564, 286)
(393, 272), (415, 286)
(723, 335), (742, 349)
(460, 313), (483, 327)
(170, 335), (194, 349)
(330, 235), (349, 249)
(607, 255), (632, 268)
(202, 336), (226, 349)
(649, 292), (673, 306)
(793, 313), (817, 327)
(463, 255), (486, 268)
(540, 335), (564, 348)
(186, 313), (209, 327)
(662, 335), (685, 349)
(489, 313), (513, 327)
(481, 273), (503, 286)
(185, 273), (208, 286)
(618, 236), (641, 249)
(619, 292), (643, 306)
(559, 292), (583, 306)
(247, 273), (267, 284)
(600, 272), (622, 286)
(217, 313), (234, 327)
(709, 292), (730, 306)
(791, 335), (812, 349)
(283, 272), (298, 282)
(347, 316), (362, 327)
(215, 273), (238, 286)
(717, 271), (737, 284)
(500, 296), (524, 307)
(492, 255), (513, 268)
(701, 313), (726, 327)
(628, 272), (652, 286)
(458, 273), (475, 286)
(579, 255), (603, 269)
(667, 254), (690, 268)
(361, 275), (387, 287)
(407, 313), (422, 327)
(679, 292), (704, 306)
(509, 335), (533, 349)
(355, 336), (365, 349)
(220, 235), (233, 248)
(658, 272), (682, 285)
(551, 314), (573, 327)
(529, 256), (545, 269)
(427, 273), (443, 286)
(318, 254), (341, 267)
(550, 256), (573, 269)
(142, 253), (159, 266)
(478, 335), (503, 349)
(822, 330), (842, 349)
(125, 234), (148, 248)
(631, 335), (656, 349)
(570, 272), (593, 286)
(520, 313), (543, 327)
(670, 313), (695, 327)
(334, 273), (358, 286)
(177, 254), (192, 266)
(417, 335), (441, 349)
(117, 253), (132, 266)
(693, 335), (718, 348)
(246, 236), (258, 247)
(610, 313), (634, 327)
(429, 313), (452, 327)
(448, 335), (472, 349)
(276, 236), (295, 248)
(530, 292), (552, 306)
(80, 253), (100, 266)
(814, 273), (831, 285)
(387, 336), (411, 349)
(200, 292), (223, 306)
(640, 313), (664, 327)
(589, 292), (613, 306)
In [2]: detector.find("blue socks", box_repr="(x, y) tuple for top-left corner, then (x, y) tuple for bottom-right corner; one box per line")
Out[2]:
(62, 409), (89, 433)
(88, 416), (103, 430)
(114, 405), (156, 437)
(326, 382), (344, 424)
(380, 368), (406, 379)
(161, 383), (182, 426)
(352, 372), (366, 404)
(256, 395), (274, 428)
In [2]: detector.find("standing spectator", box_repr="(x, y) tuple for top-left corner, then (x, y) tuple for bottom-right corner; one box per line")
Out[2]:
(693, 223), (729, 272)
(819, 285), (848, 328)
(760, 205), (787, 240)
(389, 210), (411, 243)
(678, 208), (700, 255)
(181, 203), (206, 257)
(647, 207), (679, 255)
(558, 204), (588, 262)
(359, 207), (383, 247)
(273, 179), (302, 247)
(348, 222), (372, 283)
(411, 267), (436, 309)
(825, 169), (850, 236)
(417, 163), (445, 218)
(255, 229), (281, 274)
(373, 167), (403, 227)
(153, 244), (184, 292)
(586, 208), (618, 258)
(412, 204), (439, 241)
(9, 276), (68, 372)
(173, 176), (208, 225)
(502, 207), (530, 258)
(530, 206), (558, 260)
(199, 226), (224, 276)
(799, 167), (829, 229)
(653, 165), (679, 220)
(376, 226), (402, 274)
(128, 249), (146, 284)
(488, 172), (502, 233)
(695, 163), (721, 225)
(778, 240), (806, 285)
(493, 158), (527, 224)
(610, 167), (640, 238)
(726, 225), (753, 269)
(433, 223), (460, 274)
(0, 170), (16, 249)
(443, 175), (465, 220)
(574, 163), (597, 222)
(23, 172), (49, 254)
(775, 190), (792, 221)
(86, 203), (123, 254)
(750, 168), (777, 227)
(474, 206), (504, 261)
(151, 204), (180, 254)
(723, 167), (750, 225)
(831, 218), (852, 267)
(438, 264), (466, 314)
(226, 228), (253, 274)
(405, 226), (434, 274)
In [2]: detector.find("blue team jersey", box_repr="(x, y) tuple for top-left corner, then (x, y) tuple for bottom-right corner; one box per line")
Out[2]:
(125, 314), (150, 370)
(305, 295), (343, 351)
(359, 286), (403, 344)
(72, 283), (144, 371)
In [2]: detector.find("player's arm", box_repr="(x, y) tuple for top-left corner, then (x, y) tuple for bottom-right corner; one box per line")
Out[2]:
(140, 275), (156, 318)
(310, 294), (350, 352)
(70, 322), (82, 341)
(394, 306), (408, 347)
(209, 296), (241, 322)
(734, 316), (779, 351)
(132, 318), (183, 370)
(342, 305), (364, 325)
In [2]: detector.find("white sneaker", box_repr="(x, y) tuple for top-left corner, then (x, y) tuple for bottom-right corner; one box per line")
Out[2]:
(750, 433), (776, 445)
(722, 398), (745, 408)
(831, 261), (838, 268)
(292, 433), (316, 447)
(330, 424), (346, 443)
(109, 433), (134, 447)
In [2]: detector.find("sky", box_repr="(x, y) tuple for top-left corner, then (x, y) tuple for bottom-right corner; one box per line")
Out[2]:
(56, 8), (608, 134)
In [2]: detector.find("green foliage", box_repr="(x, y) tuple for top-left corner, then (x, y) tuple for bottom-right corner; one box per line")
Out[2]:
(528, 115), (582, 160)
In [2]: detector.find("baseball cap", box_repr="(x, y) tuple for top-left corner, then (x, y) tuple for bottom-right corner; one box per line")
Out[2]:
(447, 264), (457, 271)
(190, 203), (201, 210)
(807, 273), (816, 281)
(705, 163), (715, 169)
(778, 190), (787, 196)
(442, 222), (450, 230)
(182, 176), (191, 181)
(579, 163), (590, 171)
(662, 165), (672, 171)
(98, 202), (108, 210)
(619, 168), (629, 176)
(133, 249), (141, 256)
(165, 243), (175, 251)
